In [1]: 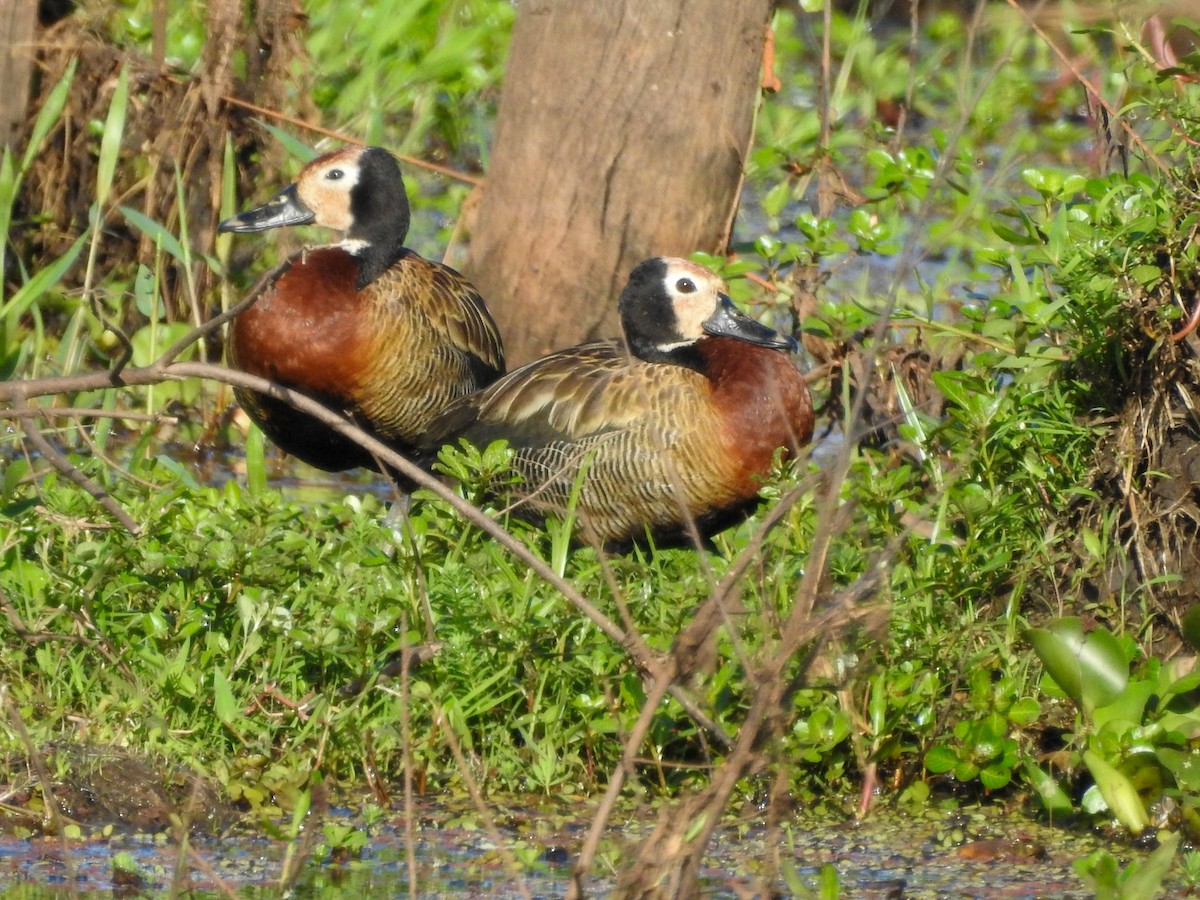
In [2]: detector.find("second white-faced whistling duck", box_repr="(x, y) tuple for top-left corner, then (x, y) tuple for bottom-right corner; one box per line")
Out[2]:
(218, 146), (506, 473)
(422, 257), (814, 548)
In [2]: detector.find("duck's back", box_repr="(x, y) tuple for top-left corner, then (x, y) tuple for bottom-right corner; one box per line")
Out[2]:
(433, 336), (812, 545)
(354, 252), (504, 442)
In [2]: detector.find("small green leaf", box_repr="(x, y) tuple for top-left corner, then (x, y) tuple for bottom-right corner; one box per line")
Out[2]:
(761, 180), (792, 219)
(924, 745), (958, 774)
(1129, 264), (1163, 288)
(213, 668), (238, 724)
(1022, 760), (1073, 814)
(979, 764), (1013, 790)
(1006, 697), (1041, 726)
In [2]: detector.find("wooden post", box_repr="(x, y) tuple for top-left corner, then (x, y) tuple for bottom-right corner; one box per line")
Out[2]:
(466, 0), (774, 365)
(0, 0), (38, 149)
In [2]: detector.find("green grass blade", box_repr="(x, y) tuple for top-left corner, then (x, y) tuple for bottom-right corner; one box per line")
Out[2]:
(20, 58), (76, 173)
(119, 205), (188, 265)
(0, 232), (87, 332)
(173, 165), (195, 271)
(254, 120), (320, 163)
(245, 423), (267, 496)
(95, 66), (130, 209)
(221, 135), (237, 222)
(216, 135), (237, 314)
(0, 148), (15, 308)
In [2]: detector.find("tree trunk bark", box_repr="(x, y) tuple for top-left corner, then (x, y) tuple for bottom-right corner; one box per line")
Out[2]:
(0, 0), (38, 149)
(467, 0), (773, 365)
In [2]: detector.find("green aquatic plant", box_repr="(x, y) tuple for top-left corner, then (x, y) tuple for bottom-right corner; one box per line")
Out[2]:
(1025, 617), (1200, 839)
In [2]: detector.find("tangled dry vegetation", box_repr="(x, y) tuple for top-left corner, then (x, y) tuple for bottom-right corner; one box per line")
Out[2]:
(19, 0), (311, 328)
(1069, 186), (1200, 630)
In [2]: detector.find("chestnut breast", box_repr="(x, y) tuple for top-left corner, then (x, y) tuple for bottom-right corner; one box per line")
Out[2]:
(697, 336), (814, 496)
(230, 247), (368, 403)
(230, 247), (502, 448)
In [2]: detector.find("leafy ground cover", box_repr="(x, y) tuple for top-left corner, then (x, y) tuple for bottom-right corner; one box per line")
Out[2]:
(6, 0), (1200, 894)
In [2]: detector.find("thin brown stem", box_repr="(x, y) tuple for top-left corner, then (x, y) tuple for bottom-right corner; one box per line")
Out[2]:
(428, 700), (533, 900)
(12, 391), (141, 534)
(219, 94), (481, 186)
(569, 659), (676, 899)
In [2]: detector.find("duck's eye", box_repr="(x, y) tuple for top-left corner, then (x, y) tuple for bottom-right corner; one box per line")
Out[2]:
(325, 168), (344, 181)
(676, 277), (697, 294)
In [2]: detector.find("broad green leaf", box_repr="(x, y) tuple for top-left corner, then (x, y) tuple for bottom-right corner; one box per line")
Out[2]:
(979, 764), (1013, 790)
(1160, 669), (1200, 708)
(131, 322), (193, 367)
(1021, 760), (1073, 814)
(930, 370), (976, 411)
(1120, 830), (1179, 899)
(924, 745), (958, 774)
(1007, 698), (1041, 726)
(1026, 617), (1127, 713)
(1092, 679), (1155, 733)
(1082, 749), (1149, 834)
(1156, 747), (1200, 792)
(1129, 264), (1162, 288)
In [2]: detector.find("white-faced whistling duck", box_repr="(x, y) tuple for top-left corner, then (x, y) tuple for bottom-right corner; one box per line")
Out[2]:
(218, 146), (506, 473)
(422, 257), (814, 548)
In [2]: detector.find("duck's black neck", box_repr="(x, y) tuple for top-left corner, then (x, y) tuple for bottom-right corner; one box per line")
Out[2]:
(350, 224), (407, 289)
(348, 148), (411, 289)
(626, 332), (709, 374)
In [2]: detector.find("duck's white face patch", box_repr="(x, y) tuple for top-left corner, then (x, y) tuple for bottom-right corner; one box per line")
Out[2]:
(295, 148), (363, 232)
(657, 258), (727, 349)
